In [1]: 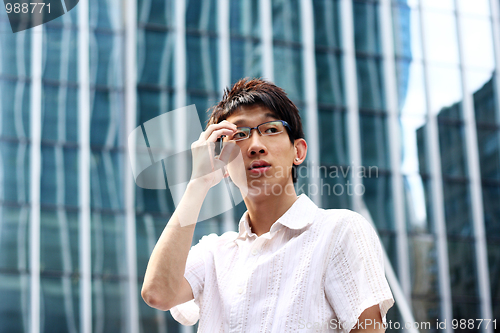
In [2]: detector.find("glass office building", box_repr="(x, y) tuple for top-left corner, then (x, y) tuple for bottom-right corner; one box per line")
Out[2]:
(0, 0), (499, 332)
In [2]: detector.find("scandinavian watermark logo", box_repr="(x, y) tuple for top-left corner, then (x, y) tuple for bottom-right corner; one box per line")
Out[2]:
(3, 0), (78, 33)
(128, 105), (247, 226)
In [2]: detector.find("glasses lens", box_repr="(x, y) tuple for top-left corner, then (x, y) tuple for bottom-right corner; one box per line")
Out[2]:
(232, 128), (250, 141)
(259, 121), (284, 136)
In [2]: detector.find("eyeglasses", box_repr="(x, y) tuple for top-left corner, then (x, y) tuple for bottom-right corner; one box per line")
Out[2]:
(225, 120), (291, 142)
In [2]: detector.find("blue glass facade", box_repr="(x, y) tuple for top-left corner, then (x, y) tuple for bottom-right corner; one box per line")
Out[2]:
(1, 0), (500, 332)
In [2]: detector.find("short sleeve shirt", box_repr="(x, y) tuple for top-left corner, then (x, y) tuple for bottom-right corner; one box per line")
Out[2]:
(170, 194), (394, 333)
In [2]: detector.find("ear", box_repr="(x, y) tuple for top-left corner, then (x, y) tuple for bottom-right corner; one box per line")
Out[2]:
(293, 138), (307, 165)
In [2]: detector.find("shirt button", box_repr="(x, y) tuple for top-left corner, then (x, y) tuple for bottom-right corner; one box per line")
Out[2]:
(252, 249), (259, 256)
(237, 288), (243, 294)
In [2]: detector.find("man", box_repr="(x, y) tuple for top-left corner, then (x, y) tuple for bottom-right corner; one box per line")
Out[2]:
(141, 78), (394, 332)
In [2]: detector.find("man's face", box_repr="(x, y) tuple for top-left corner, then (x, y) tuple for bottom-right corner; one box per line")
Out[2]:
(224, 105), (296, 197)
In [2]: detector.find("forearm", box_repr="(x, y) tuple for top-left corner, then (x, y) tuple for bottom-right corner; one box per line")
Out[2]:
(141, 180), (210, 306)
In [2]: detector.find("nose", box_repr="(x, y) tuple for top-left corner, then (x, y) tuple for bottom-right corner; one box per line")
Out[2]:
(246, 128), (267, 156)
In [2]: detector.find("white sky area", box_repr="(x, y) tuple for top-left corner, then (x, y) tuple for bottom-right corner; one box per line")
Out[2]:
(398, 0), (495, 229)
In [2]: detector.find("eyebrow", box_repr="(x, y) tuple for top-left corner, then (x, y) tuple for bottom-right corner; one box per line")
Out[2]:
(232, 112), (277, 126)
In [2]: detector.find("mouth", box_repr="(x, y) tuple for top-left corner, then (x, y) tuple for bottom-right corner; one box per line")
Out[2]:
(248, 160), (271, 174)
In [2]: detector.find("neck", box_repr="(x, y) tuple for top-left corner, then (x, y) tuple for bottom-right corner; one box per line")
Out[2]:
(243, 183), (298, 237)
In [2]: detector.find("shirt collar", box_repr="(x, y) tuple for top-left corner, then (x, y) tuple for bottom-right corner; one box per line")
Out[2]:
(226, 194), (318, 245)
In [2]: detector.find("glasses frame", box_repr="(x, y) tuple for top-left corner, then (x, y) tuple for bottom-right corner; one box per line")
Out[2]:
(226, 120), (292, 142)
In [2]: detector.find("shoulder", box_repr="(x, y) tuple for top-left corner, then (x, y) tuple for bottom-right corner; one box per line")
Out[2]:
(314, 208), (375, 237)
(192, 231), (238, 250)
(313, 209), (380, 253)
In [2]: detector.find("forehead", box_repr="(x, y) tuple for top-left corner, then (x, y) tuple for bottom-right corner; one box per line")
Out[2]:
(225, 105), (278, 126)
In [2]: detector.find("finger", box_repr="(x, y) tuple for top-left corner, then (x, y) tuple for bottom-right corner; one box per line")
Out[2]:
(206, 128), (235, 143)
(203, 121), (237, 140)
(218, 141), (238, 165)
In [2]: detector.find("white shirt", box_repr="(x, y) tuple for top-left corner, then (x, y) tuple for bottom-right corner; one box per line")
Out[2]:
(170, 194), (394, 333)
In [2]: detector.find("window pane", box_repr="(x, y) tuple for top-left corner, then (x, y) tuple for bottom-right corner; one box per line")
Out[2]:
(42, 28), (78, 83)
(438, 121), (467, 177)
(273, 45), (303, 102)
(230, 39), (262, 85)
(137, 0), (175, 27)
(392, 5), (423, 60)
(364, 175), (394, 231)
(272, 0), (301, 43)
(404, 174), (431, 233)
(0, 79), (31, 139)
(137, 30), (175, 88)
(409, 234), (439, 297)
(483, 185), (500, 235)
(356, 58), (385, 110)
(422, 11), (459, 65)
(315, 50), (344, 107)
(92, 279), (128, 332)
(40, 210), (79, 273)
(318, 109), (348, 166)
(90, 151), (124, 210)
(91, 213), (127, 277)
(40, 276), (79, 333)
(473, 75), (497, 124)
(313, 0), (340, 48)
(230, 0), (260, 37)
(90, 32), (124, 88)
(186, 0), (217, 33)
(443, 181), (473, 236)
(186, 35), (218, 92)
(0, 142), (30, 203)
(0, 27), (31, 77)
(448, 239), (479, 299)
(0, 273), (30, 333)
(42, 85), (79, 143)
(477, 128), (500, 180)
(0, 207), (30, 271)
(427, 66), (462, 116)
(397, 61), (426, 116)
(353, 1), (381, 55)
(90, 90), (124, 147)
(359, 113), (389, 168)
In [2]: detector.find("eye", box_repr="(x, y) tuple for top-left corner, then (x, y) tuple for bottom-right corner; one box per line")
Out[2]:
(265, 127), (279, 134)
(233, 131), (248, 138)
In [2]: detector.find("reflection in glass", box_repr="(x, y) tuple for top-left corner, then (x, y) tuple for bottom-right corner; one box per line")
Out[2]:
(459, 17), (494, 70)
(90, 32), (124, 88)
(137, 30), (175, 87)
(359, 112), (389, 168)
(230, 39), (262, 85)
(483, 185), (500, 235)
(0, 207), (30, 271)
(356, 58), (385, 110)
(89, 0), (122, 30)
(315, 51), (344, 107)
(40, 276), (79, 333)
(320, 171), (350, 210)
(42, 85), (78, 143)
(186, 35), (219, 92)
(397, 61), (426, 116)
(442, 181), (473, 236)
(392, 4), (423, 61)
(473, 75), (497, 124)
(438, 121), (467, 177)
(313, 0), (340, 48)
(400, 116), (426, 173)
(90, 151), (124, 210)
(137, 0), (174, 27)
(92, 279), (128, 332)
(91, 213), (127, 277)
(420, 0), (454, 12)
(40, 210), (79, 273)
(42, 28), (78, 83)
(0, 273), (30, 333)
(422, 11), (459, 65)
(272, 0), (301, 43)
(230, 0), (260, 37)
(353, 1), (381, 55)
(476, 128), (500, 180)
(41, 146), (79, 207)
(408, 234), (439, 297)
(456, 0), (490, 17)
(90, 90), (124, 147)
(318, 109), (348, 166)
(364, 175), (394, 231)
(427, 66), (462, 115)
(404, 175), (429, 233)
(0, 25), (31, 78)
(0, 79), (30, 139)
(0, 142), (30, 203)
(137, 89), (176, 128)
(486, 241), (500, 303)
(273, 45), (303, 102)
(187, 0), (217, 33)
